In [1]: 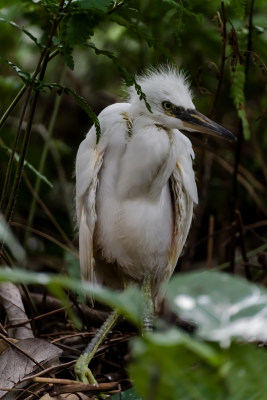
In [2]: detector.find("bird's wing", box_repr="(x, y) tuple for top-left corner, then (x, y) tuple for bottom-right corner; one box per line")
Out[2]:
(75, 102), (131, 283)
(167, 130), (198, 278)
(154, 161), (196, 312)
(168, 163), (195, 271)
(75, 125), (105, 283)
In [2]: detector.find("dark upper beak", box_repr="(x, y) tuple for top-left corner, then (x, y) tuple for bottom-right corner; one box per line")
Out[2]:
(174, 107), (237, 143)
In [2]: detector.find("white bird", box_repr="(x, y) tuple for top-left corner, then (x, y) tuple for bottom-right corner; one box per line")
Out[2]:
(74, 66), (236, 383)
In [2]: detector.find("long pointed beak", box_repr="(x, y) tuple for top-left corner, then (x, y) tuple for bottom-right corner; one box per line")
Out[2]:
(174, 107), (237, 143)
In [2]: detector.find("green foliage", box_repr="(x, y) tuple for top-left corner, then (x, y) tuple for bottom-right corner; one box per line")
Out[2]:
(130, 331), (267, 400)
(60, 12), (101, 47)
(88, 42), (152, 112)
(230, 62), (250, 139)
(0, 267), (143, 327)
(226, 0), (247, 19)
(167, 271), (267, 344)
(0, 0), (18, 8)
(0, 57), (32, 85)
(111, 388), (143, 400)
(0, 18), (43, 48)
(1, 268), (267, 399)
(130, 329), (224, 400)
(0, 215), (25, 262)
(0, 143), (54, 188)
(130, 271), (267, 400)
(78, 0), (112, 11)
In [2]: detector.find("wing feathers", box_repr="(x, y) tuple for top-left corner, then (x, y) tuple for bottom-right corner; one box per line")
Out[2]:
(168, 164), (195, 274)
(79, 206), (94, 281)
(75, 126), (105, 283)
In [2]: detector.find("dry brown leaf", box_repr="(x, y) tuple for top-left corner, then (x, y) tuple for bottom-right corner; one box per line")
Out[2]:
(0, 338), (62, 399)
(0, 338), (17, 355)
(0, 282), (34, 339)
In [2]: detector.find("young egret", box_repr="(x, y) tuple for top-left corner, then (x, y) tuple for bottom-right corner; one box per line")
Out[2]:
(75, 66), (236, 383)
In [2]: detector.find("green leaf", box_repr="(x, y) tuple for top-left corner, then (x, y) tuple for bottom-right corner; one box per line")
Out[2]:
(129, 329), (225, 400)
(230, 63), (250, 139)
(0, 268), (143, 327)
(68, 88), (101, 141)
(0, 216), (25, 263)
(0, 0), (19, 8)
(32, 81), (101, 141)
(58, 42), (75, 70)
(87, 43), (152, 113)
(225, 343), (267, 400)
(227, 0), (247, 19)
(130, 330), (267, 400)
(111, 387), (143, 400)
(78, 0), (112, 11)
(0, 57), (31, 85)
(0, 143), (53, 188)
(167, 271), (267, 345)
(0, 18), (43, 48)
(61, 12), (102, 47)
(40, 0), (59, 15)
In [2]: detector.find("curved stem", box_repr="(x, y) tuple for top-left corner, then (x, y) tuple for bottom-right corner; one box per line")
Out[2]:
(24, 66), (67, 247)
(4, 0), (71, 224)
(0, 85), (26, 130)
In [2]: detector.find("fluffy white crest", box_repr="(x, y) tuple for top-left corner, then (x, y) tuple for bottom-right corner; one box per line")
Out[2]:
(128, 65), (194, 113)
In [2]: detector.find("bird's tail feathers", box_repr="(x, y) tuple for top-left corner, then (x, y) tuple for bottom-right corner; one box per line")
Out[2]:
(79, 207), (96, 304)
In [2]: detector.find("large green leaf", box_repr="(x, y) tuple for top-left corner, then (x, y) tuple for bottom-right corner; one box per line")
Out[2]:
(167, 271), (267, 345)
(0, 216), (25, 262)
(225, 343), (267, 400)
(0, 0), (19, 8)
(230, 63), (250, 139)
(129, 329), (225, 400)
(111, 387), (143, 400)
(0, 267), (143, 327)
(129, 329), (267, 400)
(78, 0), (112, 11)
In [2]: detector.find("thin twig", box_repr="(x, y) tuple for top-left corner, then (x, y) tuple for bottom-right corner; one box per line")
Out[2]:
(33, 377), (78, 384)
(19, 360), (75, 383)
(5, 306), (66, 330)
(235, 210), (251, 279)
(207, 215), (214, 269)
(50, 381), (119, 395)
(25, 66), (67, 247)
(22, 172), (75, 250)
(210, 2), (227, 115)
(230, 0), (255, 272)
(10, 221), (78, 258)
(0, 86), (26, 130)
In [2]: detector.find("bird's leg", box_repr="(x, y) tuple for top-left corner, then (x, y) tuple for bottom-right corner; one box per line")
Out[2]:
(142, 272), (154, 332)
(75, 309), (119, 385)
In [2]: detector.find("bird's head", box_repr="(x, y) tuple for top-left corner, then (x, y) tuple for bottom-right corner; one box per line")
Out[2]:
(129, 66), (236, 143)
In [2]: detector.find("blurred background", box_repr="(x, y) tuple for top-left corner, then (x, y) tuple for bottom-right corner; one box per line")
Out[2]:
(0, 0), (267, 283)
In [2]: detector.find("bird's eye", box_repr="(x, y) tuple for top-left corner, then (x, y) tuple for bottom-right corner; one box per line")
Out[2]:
(162, 101), (172, 111)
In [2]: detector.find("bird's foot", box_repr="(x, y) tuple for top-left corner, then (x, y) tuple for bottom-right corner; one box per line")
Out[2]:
(75, 354), (110, 398)
(75, 353), (98, 384)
